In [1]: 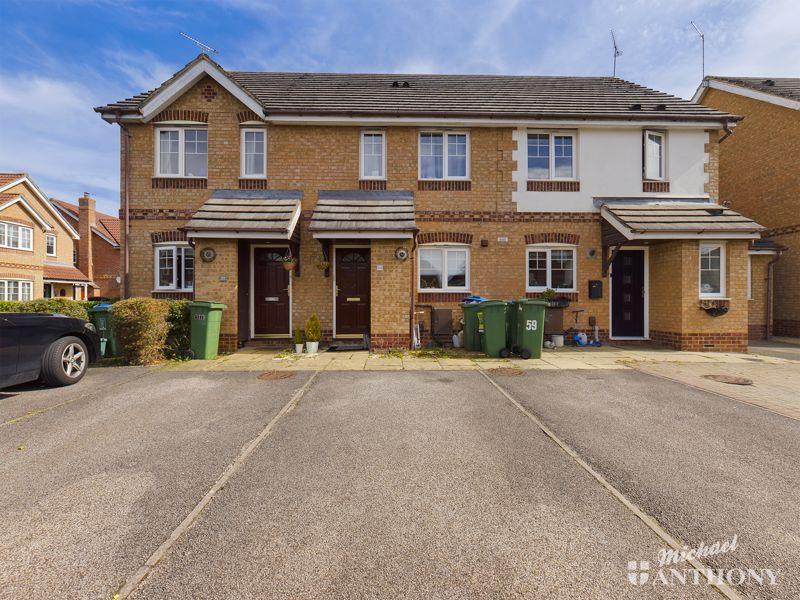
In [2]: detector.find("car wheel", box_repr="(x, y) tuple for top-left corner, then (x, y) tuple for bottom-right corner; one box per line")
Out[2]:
(41, 336), (89, 387)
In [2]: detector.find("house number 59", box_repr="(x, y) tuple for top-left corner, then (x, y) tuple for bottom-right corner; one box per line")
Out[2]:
(525, 319), (538, 331)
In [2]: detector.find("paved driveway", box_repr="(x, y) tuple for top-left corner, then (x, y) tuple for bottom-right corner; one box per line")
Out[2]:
(1, 365), (796, 599)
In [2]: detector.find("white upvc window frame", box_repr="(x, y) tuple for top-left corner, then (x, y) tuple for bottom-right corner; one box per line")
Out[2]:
(154, 126), (208, 178)
(46, 233), (56, 256)
(418, 131), (470, 180)
(699, 241), (726, 299)
(0, 278), (33, 301)
(526, 130), (578, 181)
(240, 128), (267, 179)
(417, 244), (470, 292)
(153, 243), (194, 292)
(0, 220), (34, 251)
(643, 129), (666, 181)
(525, 244), (578, 292)
(360, 130), (387, 180)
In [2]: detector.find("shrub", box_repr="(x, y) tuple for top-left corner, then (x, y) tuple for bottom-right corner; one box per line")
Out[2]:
(164, 299), (191, 358)
(293, 327), (304, 344)
(111, 297), (170, 365)
(0, 298), (89, 320)
(305, 313), (321, 342)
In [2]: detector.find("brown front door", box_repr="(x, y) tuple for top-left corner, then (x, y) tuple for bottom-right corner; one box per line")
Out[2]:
(253, 247), (290, 336)
(611, 249), (645, 338)
(335, 247), (370, 336)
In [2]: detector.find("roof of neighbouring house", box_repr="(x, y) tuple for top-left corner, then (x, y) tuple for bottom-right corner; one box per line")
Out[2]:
(183, 189), (302, 238)
(0, 173), (25, 187)
(309, 190), (416, 234)
(750, 238), (786, 252)
(50, 198), (121, 246)
(43, 263), (92, 282)
(95, 53), (736, 123)
(706, 77), (800, 103)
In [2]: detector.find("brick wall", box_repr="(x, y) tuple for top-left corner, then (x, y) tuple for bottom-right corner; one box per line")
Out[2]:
(748, 253), (772, 339)
(370, 240), (412, 348)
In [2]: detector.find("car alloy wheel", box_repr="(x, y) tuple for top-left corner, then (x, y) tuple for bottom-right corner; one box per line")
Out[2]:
(61, 342), (86, 378)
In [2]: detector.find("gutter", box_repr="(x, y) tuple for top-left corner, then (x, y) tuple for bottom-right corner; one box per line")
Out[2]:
(719, 120), (735, 144)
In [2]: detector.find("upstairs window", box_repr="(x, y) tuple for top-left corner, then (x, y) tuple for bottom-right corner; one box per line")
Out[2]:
(0, 221), (33, 251)
(699, 243), (725, 298)
(360, 131), (385, 179)
(644, 130), (665, 180)
(526, 245), (577, 292)
(156, 128), (208, 178)
(419, 132), (469, 180)
(527, 132), (575, 180)
(241, 129), (266, 178)
(154, 244), (194, 292)
(46, 234), (56, 256)
(419, 245), (470, 291)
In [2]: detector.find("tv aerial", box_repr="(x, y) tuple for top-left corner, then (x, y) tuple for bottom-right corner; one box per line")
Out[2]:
(611, 30), (623, 77)
(690, 21), (705, 79)
(179, 32), (218, 55)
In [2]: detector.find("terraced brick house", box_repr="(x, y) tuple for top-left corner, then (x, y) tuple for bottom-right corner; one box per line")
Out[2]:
(693, 77), (799, 339)
(95, 54), (767, 353)
(0, 173), (93, 301)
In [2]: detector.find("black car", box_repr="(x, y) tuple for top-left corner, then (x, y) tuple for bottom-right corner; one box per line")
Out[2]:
(0, 313), (101, 389)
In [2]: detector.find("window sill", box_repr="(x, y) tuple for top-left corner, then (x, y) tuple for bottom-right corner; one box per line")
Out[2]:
(152, 290), (194, 300)
(239, 178), (269, 190)
(359, 179), (387, 191)
(643, 180), (670, 192)
(416, 291), (470, 302)
(418, 180), (471, 191)
(419, 289), (470, 294)
(152, 177), (207, 189)
(0, 246), (33, 252)
(527, 180), (580, 192)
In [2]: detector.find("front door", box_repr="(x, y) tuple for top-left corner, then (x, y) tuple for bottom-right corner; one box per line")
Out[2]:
(611, 249), (645, 338)
(335, 247), (370, 336)
(253, 247), (290, 336)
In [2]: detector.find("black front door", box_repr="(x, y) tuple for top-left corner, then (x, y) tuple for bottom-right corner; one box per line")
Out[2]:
(335, 248), (370, 336)
(611, 250), (645, 338)
(253, 248), (290, 335)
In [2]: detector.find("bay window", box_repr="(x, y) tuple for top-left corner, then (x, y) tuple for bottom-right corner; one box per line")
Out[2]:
(0, 221), (33, 250)
(241, 129), (267, 178)
(419, 246), (469, 291)
(0, 279), (33, 301)
(527, 132), (576, 180)
(419, 132), (469, 179)
(156, 128), (208, 177)
(699, 243), (725, 298)
(526, 246), (576, 291)
(360, 131), (385, 179)
(644, 130), (665, 180)
(154, 244), (194, 291)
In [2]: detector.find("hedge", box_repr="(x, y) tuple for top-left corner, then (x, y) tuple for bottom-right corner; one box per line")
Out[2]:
(110, 298), (171, 365)
(0, 298), (92, 320)
(164, 299), (191, 358)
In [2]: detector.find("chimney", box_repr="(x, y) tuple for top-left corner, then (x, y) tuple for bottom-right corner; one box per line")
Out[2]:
(78, 193), (95, 284)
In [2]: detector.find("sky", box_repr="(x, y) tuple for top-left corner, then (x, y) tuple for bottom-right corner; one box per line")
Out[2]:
(1, 0), (798, 216)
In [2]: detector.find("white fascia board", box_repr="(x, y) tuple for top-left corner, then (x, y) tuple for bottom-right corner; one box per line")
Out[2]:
(694, 79), (800, 111)
(0, 195), (53, 230)
(748, 249), (778, 255)
(186, 231), (290, 239)
(312, 232), (414, 239)
(0, 177), (80, 239)
(140, 61), (264, 122)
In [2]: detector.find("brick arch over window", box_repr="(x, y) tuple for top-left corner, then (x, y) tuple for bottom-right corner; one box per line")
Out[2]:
(417, 232), (473, 245)
(152, 109), (209, 123)
(150, 230), (188, 244)
(524, 232), (580, 245)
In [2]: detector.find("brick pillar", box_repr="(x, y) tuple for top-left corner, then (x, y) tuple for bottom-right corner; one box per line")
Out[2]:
(78, 193), (95, 284)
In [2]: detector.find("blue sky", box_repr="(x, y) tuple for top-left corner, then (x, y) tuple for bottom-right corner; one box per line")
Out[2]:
(1, 0), (798, 215)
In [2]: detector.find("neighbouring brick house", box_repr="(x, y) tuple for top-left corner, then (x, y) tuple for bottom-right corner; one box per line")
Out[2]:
(0, 173), (93, 300)
(693, 77), (798, 339)
(95, 54), (768, 353)
(51, 197), (121, 298)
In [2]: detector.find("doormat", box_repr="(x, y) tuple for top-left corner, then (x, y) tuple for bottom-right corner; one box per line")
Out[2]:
(326, 344), (365, 352)
(257, 371), (295, 381)
(488, 367), (523, 377)
(701, 374), (754, 386)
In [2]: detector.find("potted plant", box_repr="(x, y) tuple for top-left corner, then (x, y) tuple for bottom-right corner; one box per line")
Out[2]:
(305, 313), (321, 354)
(293, 327), (304, 354)
(282, 255), (297, 271)
(540, 288), (570, 308)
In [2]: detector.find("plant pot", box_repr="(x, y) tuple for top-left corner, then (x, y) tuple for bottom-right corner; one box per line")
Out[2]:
(316, 261), (331, 270)
(283, 261), (297, 271)
(306, 341), (319, 354)
(546, 297), (571, 308)
(294, 343), (304, 354)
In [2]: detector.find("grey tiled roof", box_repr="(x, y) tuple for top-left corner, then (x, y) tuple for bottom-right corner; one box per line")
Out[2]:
(709, 77), (800, 103)
(95, 54), (735, 122)
(184, 189), (302, 235)
(601, 201), (764, 236)
(309, 190), (416, 232)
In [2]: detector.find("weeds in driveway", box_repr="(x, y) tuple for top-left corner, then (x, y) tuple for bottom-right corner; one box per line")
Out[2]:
(380, 348), (486, 360)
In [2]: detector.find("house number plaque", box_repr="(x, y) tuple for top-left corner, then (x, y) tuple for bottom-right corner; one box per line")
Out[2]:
(200, 247), (216, 262)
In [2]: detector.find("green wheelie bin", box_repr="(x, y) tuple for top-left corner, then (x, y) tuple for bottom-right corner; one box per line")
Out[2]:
(89, 302), (119, 357)
(461, 302), (483, 351)
(515, 299), (547, 359)
(479, 300), (511, 358)
(506, 300), (520, 354)
(188, 301), (227, 359)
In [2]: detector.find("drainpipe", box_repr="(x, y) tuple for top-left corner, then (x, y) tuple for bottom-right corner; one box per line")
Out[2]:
(409, 234), (418, 349)
(119, 119), (131, 299)
(719, 120), (735, 144)
(766, 251), (783, 339)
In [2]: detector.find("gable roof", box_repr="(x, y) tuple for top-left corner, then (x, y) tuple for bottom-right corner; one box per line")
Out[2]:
(50, 198), (121, 246)
(693, 77), (800, 111)
(0, 173), (79, 239)
(0, 194), (53, 230)
(96, 54), (736, 125)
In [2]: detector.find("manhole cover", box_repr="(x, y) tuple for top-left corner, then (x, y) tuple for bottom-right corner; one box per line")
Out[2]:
(257, 371), (295, 381)
(702, 374), (753, 386)
(489, 368), (523, 377)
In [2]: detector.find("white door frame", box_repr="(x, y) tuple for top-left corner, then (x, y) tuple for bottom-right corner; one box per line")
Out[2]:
(250, 243), (292, 338)
(332, 244), (371, 339)
(608, 246), (650, 341)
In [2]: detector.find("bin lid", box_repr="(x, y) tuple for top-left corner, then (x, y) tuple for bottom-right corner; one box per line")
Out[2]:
(478, 300), (507, 307)
(189, 301), (227, 309)
(517, 298), (548, 306)
(89, 303), (112, 311)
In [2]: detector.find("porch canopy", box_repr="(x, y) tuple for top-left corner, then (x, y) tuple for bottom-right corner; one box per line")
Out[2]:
(184, 189), (302, 240)
(309, 190), (416, 239)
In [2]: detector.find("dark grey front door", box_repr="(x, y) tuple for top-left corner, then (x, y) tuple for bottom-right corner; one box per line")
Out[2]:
(611, 250), (645, 338)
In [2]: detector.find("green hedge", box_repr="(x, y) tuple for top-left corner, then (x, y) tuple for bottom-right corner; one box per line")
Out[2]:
(0, 298), (91, 320)
(164, 300), (191, 358)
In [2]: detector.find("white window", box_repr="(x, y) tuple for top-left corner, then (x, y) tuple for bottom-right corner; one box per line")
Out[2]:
(527, 132), (576, 180)
(419, 132), (469, 180)
(526, 246), (577, 292)
(0, 221), (33, 251)
(418, 246), (469, 291)
(699, 243), (726, 298)
(241, 129), (267, 178)
(154, 244), (194, 291)
(155, 128), (208, 177)
(644, 130), (665, 180)
(360, 131), (386, 179)
(46, 234), (56, 256)
(0, 279), (33, 301)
